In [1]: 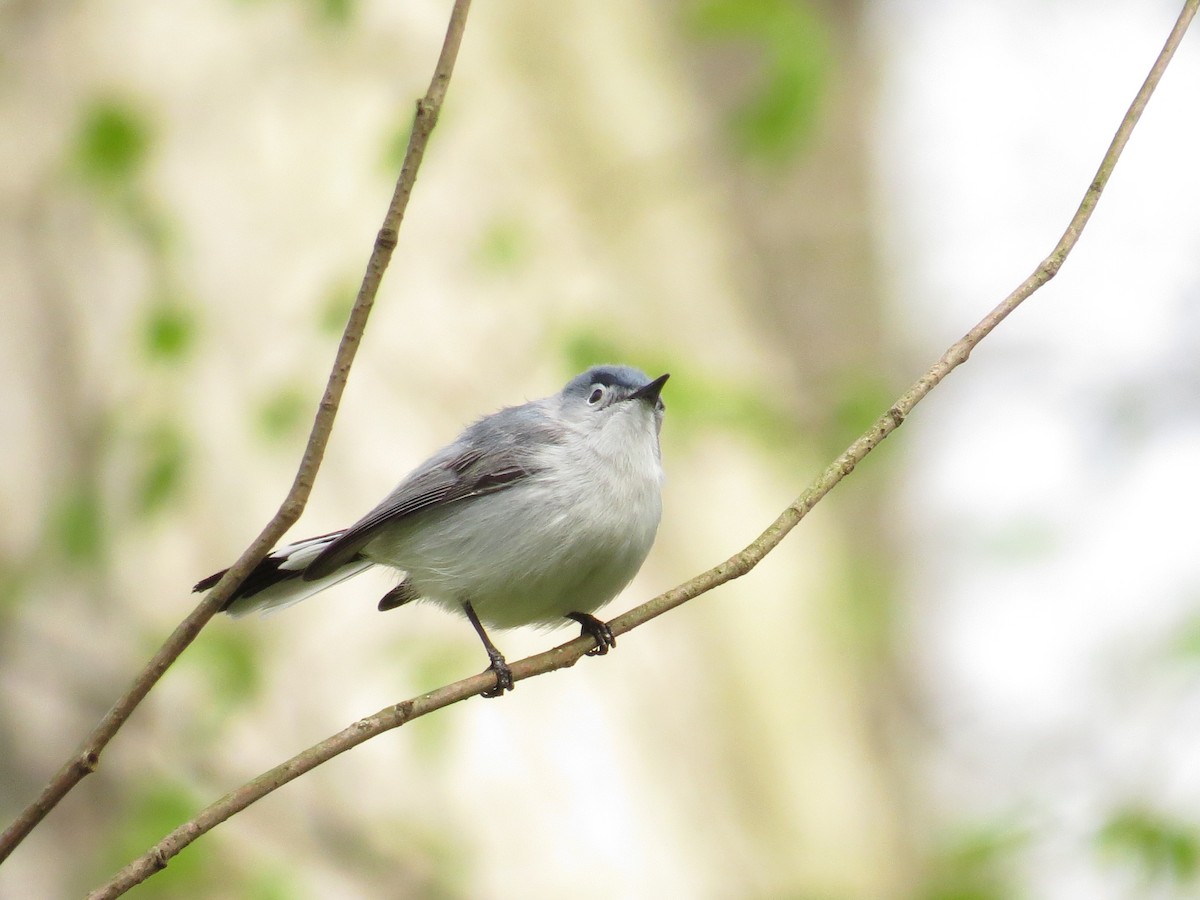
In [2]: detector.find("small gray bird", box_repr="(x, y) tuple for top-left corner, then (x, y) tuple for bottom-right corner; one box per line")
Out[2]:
(195, 365), (668, 696)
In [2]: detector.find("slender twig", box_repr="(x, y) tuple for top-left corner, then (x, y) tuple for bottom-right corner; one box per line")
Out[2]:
(0, 0), (475, 868)
(84, 2), (1198, 897)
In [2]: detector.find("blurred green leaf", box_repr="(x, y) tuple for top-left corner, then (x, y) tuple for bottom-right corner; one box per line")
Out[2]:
(125, 200), (177, 255)
(820, 369), (903, 471)
(1098, 807), (1200, 884)
(688, 0), (831, 160)
(242, 0), (358, 26)
(1167, 611), (1200, 662)
(51, 480), (105, 566)
(732, 45), (826, 159)
(186, 623), (264, 716)
(256, 386), (310, 442)
(832, 372), (894, 441)
(244, 867), (303, 900)
(918, 822), (1026, 900)
(136, 424), (189, 516)
(473, 218), (530, 273)
(74, 99), (151, 187)
(143, 298), (196, 362)
(691, 378), (796, 448)
(560, 331), (634, 374)
(394, 635), (477, 761)
(382, 115), (415, 174)
(0, 561), (31, 616)
(96, 780), (207, 897)
(316, 0), (355, 24)
(318, 280), (357, 336)
(840, 554), (893, 651)
(405, 639), (476, 706)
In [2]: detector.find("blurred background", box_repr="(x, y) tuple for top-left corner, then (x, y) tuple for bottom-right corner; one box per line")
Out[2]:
(2, 0), (1199, 897)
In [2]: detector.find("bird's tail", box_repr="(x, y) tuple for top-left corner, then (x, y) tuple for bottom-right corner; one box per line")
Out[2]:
(194, 530), (373, 617)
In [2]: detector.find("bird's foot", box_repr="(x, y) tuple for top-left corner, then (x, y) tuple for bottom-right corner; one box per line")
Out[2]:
(481, 648), (514, 698)
(567, 612), (616, 657)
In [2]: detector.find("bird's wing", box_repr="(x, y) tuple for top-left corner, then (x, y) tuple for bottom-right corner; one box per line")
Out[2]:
(303, 406), (561, 580)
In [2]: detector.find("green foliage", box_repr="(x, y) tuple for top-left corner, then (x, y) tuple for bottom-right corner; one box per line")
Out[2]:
(1167, 611), (1200, 662)
(135, 424), (189, 516)
(382, 115), (415, 174)
(256, 386), (310, 443)
(142, 298), (196, 363)
(685, 373), (796, 448)
(831, 371), (894, 444)
(918, 822), (1026, 900)
(559, 331), (633, 376)
(317, 279), (358, 336)
(234, 0), (356, 26)
(0, 561), (30, 615)
(820, 369), (906, 483)
(389, 636), (474, 761)
(473, 218), (530, 273)
(688, 0), (831, 160)
(403, 638), (477, 698)
(243, 866), (304, 900)
(183, 623), (264, 720)
(314, 0), (356, 25)
(1097, 807), (1200, 885)
(125, 198), (178, 255)
(50, 479), (106, 566)
(95, 780), (208, 898)
(839, 551), (893, 652)
(73, 99), (151, 187)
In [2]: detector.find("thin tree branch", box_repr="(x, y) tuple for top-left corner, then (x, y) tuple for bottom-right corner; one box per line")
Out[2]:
(85, 2), (1198, 896)
(0, 0), (475, 867)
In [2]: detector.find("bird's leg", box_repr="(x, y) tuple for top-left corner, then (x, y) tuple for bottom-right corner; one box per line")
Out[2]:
(462, 601), (513, 698)
(566, 612), (616, 656)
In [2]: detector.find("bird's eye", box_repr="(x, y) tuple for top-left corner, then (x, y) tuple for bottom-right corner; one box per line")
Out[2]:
(587, 385), (605, 405)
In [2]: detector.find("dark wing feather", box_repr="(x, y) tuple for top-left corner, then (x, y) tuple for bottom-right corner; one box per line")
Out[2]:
(302, 405), (561, 580)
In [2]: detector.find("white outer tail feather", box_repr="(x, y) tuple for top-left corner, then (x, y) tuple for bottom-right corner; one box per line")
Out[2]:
(221, 533), (374, 617)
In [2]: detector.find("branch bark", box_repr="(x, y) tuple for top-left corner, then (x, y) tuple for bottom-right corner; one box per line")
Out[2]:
(0, 0), (475, 868)
(84, 1), (1198, 896)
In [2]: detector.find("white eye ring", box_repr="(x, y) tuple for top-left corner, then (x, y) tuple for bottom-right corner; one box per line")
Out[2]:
(587, 385), (605, 405)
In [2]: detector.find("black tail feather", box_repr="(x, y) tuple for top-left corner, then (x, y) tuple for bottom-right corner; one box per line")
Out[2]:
(194, 559), (314, 612)
(193, 529), (352, 612)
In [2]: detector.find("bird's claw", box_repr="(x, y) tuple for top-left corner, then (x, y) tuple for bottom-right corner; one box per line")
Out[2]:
(567, 612), (616, 657)
(481, 651), (514, 698)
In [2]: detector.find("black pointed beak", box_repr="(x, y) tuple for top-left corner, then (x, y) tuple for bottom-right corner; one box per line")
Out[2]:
(628, 373), (669, 404)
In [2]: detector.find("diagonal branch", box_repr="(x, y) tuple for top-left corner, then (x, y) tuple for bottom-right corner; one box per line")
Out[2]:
(85, 1), (1198, 896)
(0, 0), (475, 867)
